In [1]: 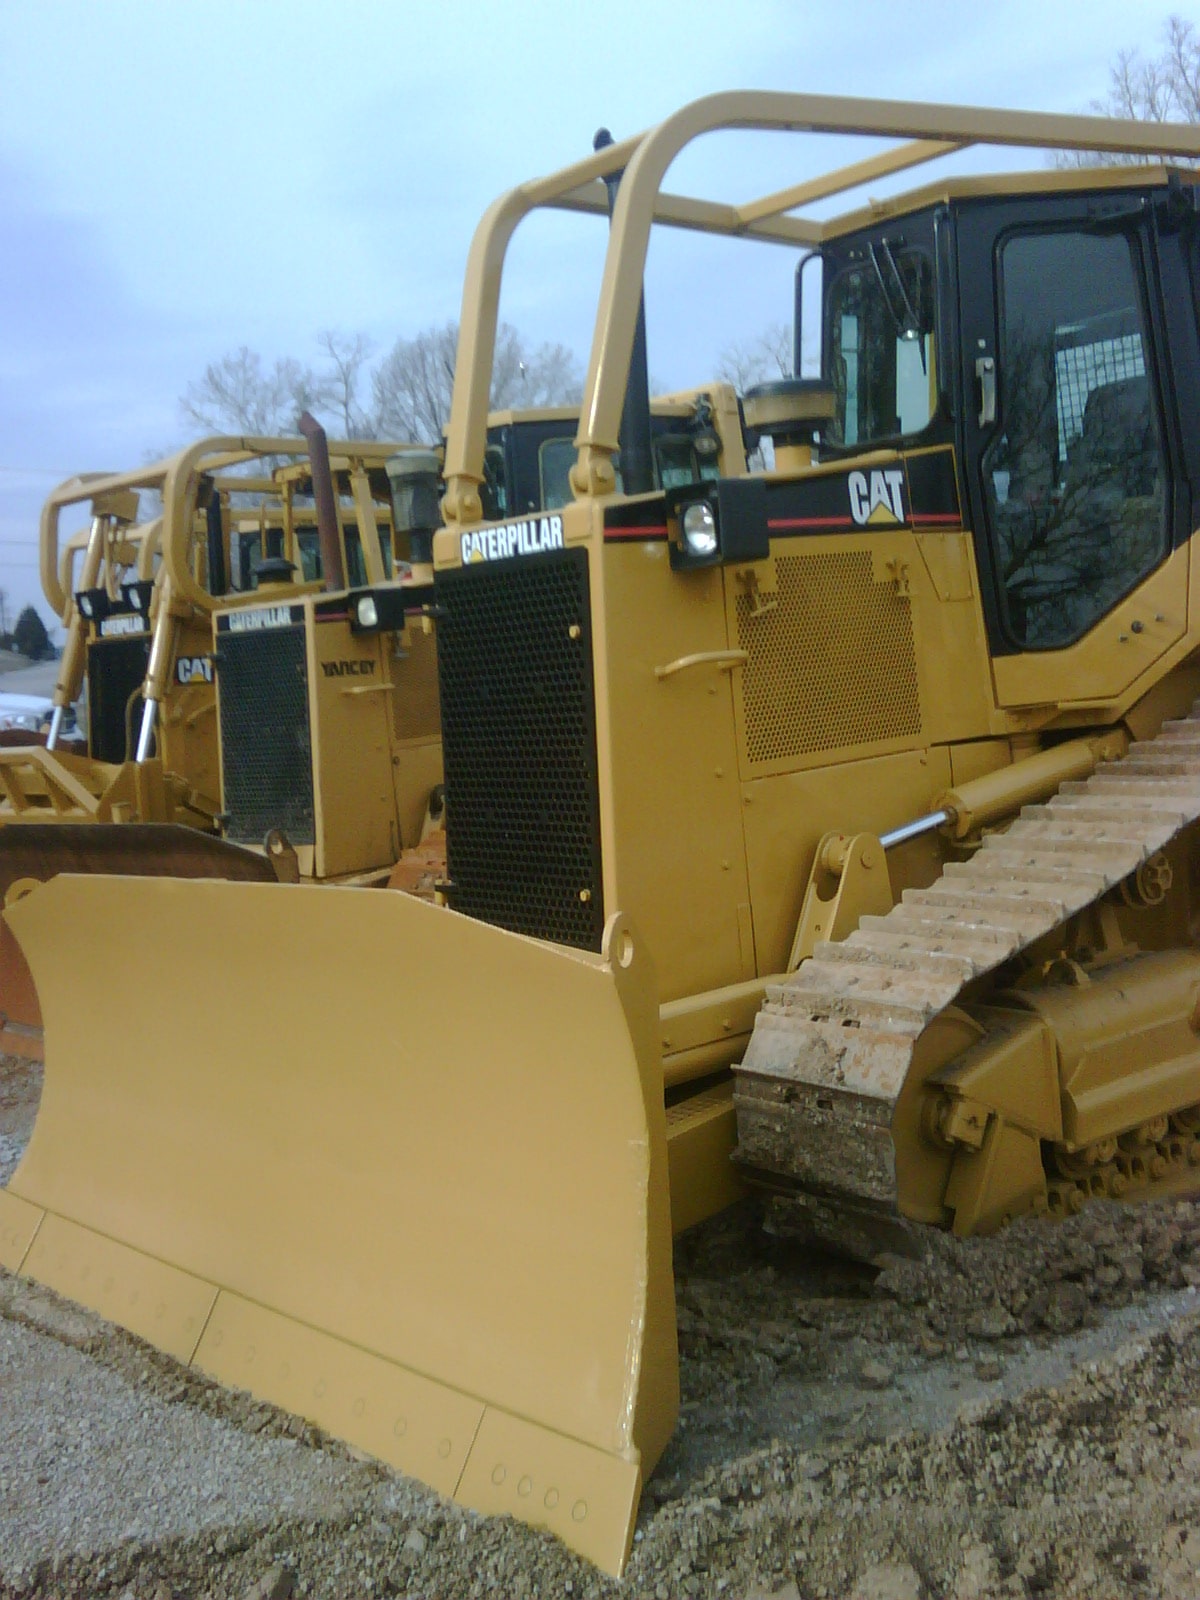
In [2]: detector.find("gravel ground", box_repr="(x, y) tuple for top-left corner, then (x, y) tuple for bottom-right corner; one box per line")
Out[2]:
(4, 1051), (1200, 1600)
(0, 1053), (39, 1188)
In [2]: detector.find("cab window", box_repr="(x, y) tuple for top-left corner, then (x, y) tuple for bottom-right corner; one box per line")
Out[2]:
(983, 229), (1168, 649)
(538, 436), (577, 510)
(483, 445), (510, 519)
(295, 529), (321, 583)
(825, 244), (935, 447)
(342, 522), (368, 588)
(655, 434), (719, 489)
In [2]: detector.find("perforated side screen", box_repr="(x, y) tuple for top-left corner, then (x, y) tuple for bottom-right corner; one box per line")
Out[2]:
(87, 635), (149, 762)
(217, 626), (315, 845)
(735, 550), (921, 765)
(435, 548), (604, 951)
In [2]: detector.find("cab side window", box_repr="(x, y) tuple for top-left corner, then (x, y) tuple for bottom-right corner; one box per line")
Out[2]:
(826, 247), (937, 448)
(983, 230), (1168, 649)
(538, 437), (576, 510)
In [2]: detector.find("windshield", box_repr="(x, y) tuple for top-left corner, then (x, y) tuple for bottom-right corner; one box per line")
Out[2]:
(824, 245), (935, 449)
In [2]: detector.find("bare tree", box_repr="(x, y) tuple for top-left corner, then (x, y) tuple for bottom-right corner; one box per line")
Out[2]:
(520, 339), (584, 406)
(490, 325), (583, 410)
(715, 322), (792, 392)
(181, 347), (329, 435)
(184, 324), (584, 448)
(318, 330), (376, 437)
(372, 320), (583, 444)
(1165, 13), (1200, 119)
(371, 322), (460, 443)
(1057, 15), (1200, 165)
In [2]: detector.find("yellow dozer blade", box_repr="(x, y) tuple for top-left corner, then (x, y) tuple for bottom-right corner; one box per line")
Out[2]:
(0, 876), (677, 1574)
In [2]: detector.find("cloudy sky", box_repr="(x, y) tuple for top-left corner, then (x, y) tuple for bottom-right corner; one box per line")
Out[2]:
(0, 0), (1186, 629)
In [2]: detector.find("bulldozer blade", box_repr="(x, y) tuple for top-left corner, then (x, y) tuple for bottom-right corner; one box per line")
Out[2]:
(0, 876), (677, 1575)
(0, 825), (277, 1058)
(0, 916), (41, 1059)
(0, 823), (276, 899)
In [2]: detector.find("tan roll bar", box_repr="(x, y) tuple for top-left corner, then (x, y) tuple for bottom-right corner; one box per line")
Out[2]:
(40, 471), (140, 619)
(442, 90), (1200, 521)
(138, 435), (410, 760)
(37, 437), (411, 760)
(160, 435), (410, 612)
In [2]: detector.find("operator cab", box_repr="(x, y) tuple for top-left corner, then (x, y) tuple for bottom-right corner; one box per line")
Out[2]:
(792, 174), (1200, 674)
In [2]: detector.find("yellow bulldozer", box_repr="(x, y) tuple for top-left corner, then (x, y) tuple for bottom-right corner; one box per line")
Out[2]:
(10, 429), (427, 824)
(0, 430), (444, 1054)
(5, 92), (1200, 1574)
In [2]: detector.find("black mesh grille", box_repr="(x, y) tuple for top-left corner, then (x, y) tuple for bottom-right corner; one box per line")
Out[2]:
(217, 626), (314, 844)
(87, 635), (149, 761)
(436, 547), (603, 951)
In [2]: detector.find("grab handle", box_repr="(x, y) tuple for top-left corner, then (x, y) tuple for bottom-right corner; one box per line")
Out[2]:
(654, 650), (748, 680)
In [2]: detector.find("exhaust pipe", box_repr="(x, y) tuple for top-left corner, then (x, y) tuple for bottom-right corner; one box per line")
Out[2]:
(594, 129), (654, 497)
(297, 411), (346, 592)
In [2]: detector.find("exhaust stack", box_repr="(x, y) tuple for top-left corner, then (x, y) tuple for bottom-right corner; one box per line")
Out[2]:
(298, 411), (346, 592)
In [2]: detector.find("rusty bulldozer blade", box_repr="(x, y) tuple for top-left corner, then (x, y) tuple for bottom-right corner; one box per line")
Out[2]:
(0, 826), (276, 1059)
(0, 822), (278, 899)
(0, 876), (677, 1574)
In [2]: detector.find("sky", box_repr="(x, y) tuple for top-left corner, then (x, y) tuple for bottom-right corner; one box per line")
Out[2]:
(0, 0), (1190, 633)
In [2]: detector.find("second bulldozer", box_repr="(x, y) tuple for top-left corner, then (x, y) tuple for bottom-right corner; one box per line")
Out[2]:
(0, 431), (439, 1054)
(6, 91), (1200, 1575)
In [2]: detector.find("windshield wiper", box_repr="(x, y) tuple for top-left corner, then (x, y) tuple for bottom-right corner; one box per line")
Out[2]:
(868, 239), (928, 374)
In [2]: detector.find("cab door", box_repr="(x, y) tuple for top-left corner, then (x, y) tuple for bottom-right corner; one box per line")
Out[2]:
(956, 190), (1192, 710)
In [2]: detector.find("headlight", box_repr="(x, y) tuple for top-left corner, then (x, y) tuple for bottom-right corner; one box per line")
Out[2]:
(667, 477), (768, 571)
(356, 595), (379, 629)
(681, 501), (718, 558)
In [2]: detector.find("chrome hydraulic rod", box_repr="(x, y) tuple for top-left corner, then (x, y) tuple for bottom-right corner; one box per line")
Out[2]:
(135, 700), (157, 763)
(879, 809), (952, 850)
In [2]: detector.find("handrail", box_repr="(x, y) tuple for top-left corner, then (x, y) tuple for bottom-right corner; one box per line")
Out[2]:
(654, 650), (748, 680)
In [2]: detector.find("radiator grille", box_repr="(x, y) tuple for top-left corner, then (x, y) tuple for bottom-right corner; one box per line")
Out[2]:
(87, 635), (149, 762)
(217, 626), (314, 844)
(736, 550), (921, 765)
(436, 548), (603, 951)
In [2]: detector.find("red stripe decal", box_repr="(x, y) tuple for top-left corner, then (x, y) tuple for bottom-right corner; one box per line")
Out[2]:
(768, 516), (858, 529)
(910, 512), (962, 525)
(604, 524), (669, 540)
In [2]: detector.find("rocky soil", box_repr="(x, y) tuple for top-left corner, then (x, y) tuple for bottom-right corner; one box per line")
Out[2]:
(4, 1050), (1200, 1600)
